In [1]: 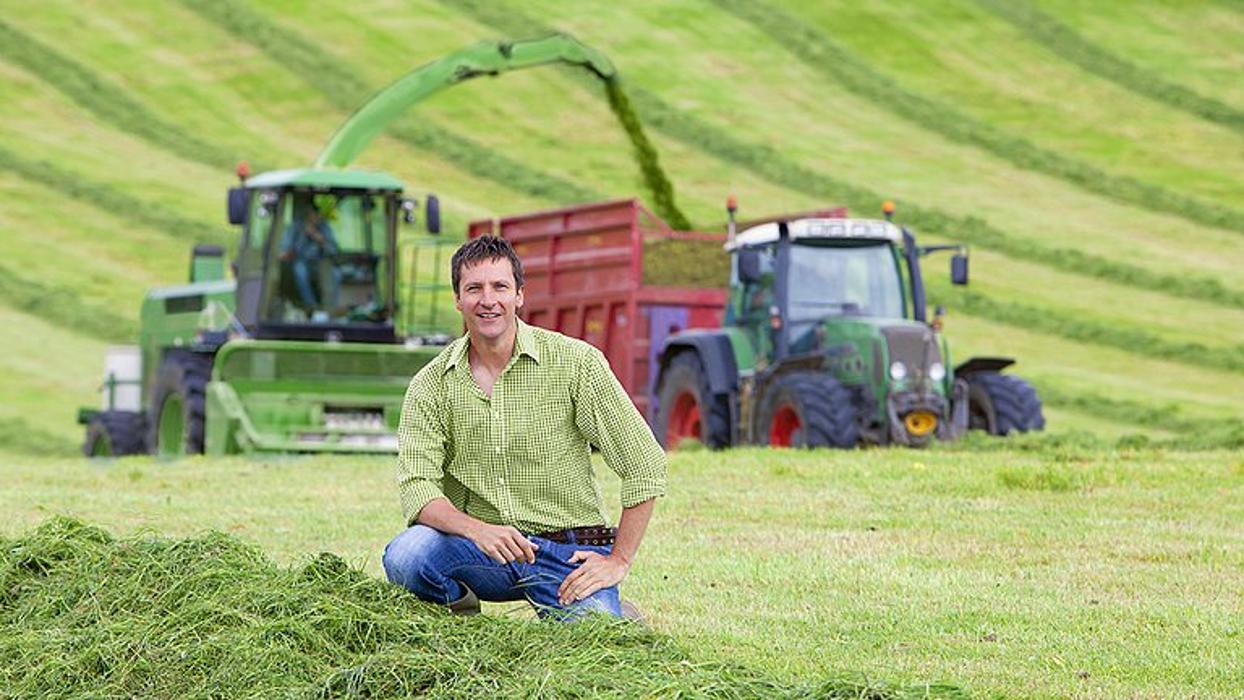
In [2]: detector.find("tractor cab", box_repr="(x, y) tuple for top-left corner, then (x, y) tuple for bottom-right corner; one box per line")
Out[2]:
(227, 168), (439, 343)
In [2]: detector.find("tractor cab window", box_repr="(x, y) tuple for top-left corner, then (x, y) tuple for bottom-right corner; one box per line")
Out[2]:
(262, 190), (392, 325)
(788, 241), (904, 323)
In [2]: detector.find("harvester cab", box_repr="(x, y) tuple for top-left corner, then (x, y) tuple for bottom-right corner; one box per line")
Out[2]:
(655, 200), (1044, 450)
(225, 168), (440, 343)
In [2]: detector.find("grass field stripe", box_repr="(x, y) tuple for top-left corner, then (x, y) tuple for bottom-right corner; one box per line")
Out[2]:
(0, 19), (250, 173)
(974, 0), (1244, 137)
(177, 0), (603, 206)
(0, 264), (136, 344)
(0, 417), (78, 456)
(0, 145), (226, 248)
(948, 290), (1244, 374)
(1035, 383), (1243, 437)
(709, 0), (1244, 237)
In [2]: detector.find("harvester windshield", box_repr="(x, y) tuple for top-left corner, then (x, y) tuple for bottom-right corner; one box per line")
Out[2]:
(262, 189), (394, 326)
(789, 241), (905, 322)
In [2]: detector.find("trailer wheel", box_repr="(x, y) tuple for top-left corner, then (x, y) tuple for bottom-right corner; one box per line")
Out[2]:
(655, 352), (730, 449)
(757, 372), (858, 449)
(83, 411), (148, 457)
(966, 372), (1044, 435)
(148, 351), (213, 456)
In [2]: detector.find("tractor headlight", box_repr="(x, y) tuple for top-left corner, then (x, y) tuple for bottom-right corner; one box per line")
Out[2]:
(889, 361), (907, 380)
(929, 362), (946, 382)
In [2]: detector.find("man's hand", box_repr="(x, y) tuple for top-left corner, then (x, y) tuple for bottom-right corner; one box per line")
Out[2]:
(557, 551), (630, 606)
(467, 523), (537, 565)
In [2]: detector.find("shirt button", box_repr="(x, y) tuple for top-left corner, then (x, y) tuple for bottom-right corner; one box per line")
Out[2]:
(498, 477), (505, 485)
(495, 446), (502, 454)
(493, 410), (501, 419)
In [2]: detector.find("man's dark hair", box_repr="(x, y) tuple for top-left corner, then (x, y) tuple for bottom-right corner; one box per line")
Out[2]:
(451, 236), (525, 295)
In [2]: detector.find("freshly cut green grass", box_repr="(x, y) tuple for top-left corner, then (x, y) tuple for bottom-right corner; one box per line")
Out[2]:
(1035, 0), (1244, 111)
(714, 0), (1244, 233)
(775, 0), (1244, 204)
(0, 517), (954, 699)
(974, 0), (1244, 136)
(2, 448), (1240, 698)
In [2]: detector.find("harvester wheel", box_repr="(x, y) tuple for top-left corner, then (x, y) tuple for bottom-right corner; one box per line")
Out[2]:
(148, 351), (213, 456)
(757, 372), (858, 448)
(82, 410), (148, 457)
(966, 372), (1044, 435)
(655, 352), (730, 449)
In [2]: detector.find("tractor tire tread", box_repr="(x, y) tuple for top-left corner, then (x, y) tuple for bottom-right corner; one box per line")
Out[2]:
(655, 351), (731, 449)
(969, 372), (1044, 435)
(759, 371), (859, 449)
(149, 350), (213, 454)
(83, 410), (148, 456)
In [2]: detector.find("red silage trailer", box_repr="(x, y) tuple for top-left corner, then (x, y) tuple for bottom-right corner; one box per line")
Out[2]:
(468, 199), (727, 420)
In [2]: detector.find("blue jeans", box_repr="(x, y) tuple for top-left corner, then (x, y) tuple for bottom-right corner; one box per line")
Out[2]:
(382, 525), (622, 619)
(290, 258), (340, 309)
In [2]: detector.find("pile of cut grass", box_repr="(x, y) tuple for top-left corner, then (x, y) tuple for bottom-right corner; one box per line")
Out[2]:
(0, 517), (960, 699)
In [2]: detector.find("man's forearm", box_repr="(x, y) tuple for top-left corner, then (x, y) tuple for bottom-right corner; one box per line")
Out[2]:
(610, 498), (655, 565)
(416, 497), (488, 539)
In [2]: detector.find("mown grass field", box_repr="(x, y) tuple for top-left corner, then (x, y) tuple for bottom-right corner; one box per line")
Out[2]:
(2, 0), (1244, 447)
(1, 1), (1243, 696)
(3, 445), (1242, 698)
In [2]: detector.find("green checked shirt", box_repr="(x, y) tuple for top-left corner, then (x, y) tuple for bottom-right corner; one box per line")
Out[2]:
(396, 319), (667, 534)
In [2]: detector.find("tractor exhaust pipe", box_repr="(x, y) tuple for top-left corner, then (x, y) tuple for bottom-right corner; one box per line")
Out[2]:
(726, 194), (738, 246)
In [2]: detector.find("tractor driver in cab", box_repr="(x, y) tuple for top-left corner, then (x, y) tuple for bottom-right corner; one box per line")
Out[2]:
(280, 195), (341, 317)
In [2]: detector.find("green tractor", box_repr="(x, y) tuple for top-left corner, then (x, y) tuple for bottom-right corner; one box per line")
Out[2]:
(78, 35), (618, 457)
(654, 201), (1044, 449)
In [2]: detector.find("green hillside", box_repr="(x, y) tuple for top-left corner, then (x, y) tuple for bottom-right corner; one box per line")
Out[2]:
(2, 0), (1243, 450)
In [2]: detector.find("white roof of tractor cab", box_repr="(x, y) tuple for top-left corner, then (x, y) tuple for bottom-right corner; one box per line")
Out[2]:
(727, 218), (902, 250)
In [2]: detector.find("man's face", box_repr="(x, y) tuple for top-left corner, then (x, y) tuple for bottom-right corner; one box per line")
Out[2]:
(455, 257), (523, 343)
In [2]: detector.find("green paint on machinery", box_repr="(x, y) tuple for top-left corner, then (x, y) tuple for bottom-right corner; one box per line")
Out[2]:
(77, 34), (660, 457)
(653, 202), (1047, 449)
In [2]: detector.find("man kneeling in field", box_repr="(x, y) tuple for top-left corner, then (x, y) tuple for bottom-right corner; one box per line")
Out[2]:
(383, 236), (667, 619)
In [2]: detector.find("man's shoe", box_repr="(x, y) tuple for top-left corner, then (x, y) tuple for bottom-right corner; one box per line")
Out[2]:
(448, 587), (480, 616)
(619, 599), (645, 623)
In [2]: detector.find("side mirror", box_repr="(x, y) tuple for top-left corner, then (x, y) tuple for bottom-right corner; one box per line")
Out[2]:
(951, 254), (969, 285)
(426, 194), (441, 234)
(738, 249), (762, 284)
(227, 187), (249, 225)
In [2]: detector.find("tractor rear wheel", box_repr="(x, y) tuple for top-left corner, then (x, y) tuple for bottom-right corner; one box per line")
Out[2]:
(966, 372), (1044, 435)
(655, 352), (730, 449)
(148, 351), (213, 456)
(82, 411), (148, 457)
(757, 372), (858, 448)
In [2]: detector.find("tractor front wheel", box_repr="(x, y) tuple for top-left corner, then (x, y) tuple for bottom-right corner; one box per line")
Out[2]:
(655, 352), (730, 450)
(148, 351), (212, 456)
(966, 372), (1044, 435)
(756, 372), (858, 449)
(82, 410), (148, 457)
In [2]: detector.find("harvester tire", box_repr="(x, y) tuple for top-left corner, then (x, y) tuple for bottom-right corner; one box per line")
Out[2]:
(82, 410), (148, 457)
(757, 372), (858, 449)
(966, 372), (1044, 435)
(148, 350), (213, 455)
(655, 352), (730, 449)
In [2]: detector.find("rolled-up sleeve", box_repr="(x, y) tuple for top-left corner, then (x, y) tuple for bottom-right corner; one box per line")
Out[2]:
(396, 369), (449, 525)
(573, 347), (667, 508)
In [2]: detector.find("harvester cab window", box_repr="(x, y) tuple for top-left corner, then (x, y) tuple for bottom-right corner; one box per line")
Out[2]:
(262, 190), (390, 325)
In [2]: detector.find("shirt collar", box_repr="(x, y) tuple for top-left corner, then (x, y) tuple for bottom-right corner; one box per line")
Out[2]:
(443, 318), (540, 374)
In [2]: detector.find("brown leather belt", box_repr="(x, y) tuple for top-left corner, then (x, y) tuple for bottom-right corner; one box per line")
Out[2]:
(533, 526), (616, 547)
